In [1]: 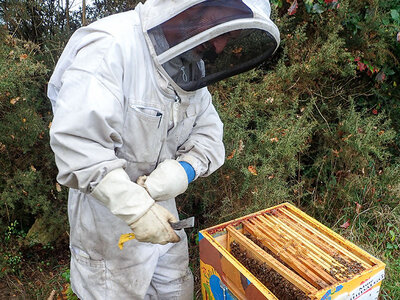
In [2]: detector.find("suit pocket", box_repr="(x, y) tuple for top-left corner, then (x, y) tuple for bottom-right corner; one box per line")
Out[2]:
(120, 101), (164, 163)
(70, 246), (106, 299)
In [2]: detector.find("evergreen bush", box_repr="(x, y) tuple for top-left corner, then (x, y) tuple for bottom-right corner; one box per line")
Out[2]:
(0, 29), (68, 276)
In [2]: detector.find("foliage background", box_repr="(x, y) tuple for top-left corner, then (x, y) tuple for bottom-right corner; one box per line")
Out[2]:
(0, 0), (399, 298)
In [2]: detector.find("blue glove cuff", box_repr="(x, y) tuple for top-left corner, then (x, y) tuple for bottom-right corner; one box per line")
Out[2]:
(179, 161), (195, 183)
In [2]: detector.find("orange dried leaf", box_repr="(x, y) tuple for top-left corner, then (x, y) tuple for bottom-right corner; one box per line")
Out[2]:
(19, 54), (28, 60)
(10, 97), (20, 105)
(30, 165), (37, 172)
(227, 149), (236, 160)
(248, 165), (258, 176)
(232, 47), (243, 54)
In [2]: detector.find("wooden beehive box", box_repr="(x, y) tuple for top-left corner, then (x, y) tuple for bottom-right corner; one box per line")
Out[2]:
(199, 203), (385, 300)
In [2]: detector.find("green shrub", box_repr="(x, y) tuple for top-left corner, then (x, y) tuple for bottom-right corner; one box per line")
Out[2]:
(0, 30), (67, 247)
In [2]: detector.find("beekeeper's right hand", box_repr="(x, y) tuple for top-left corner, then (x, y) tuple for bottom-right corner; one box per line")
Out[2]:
(130, 203), (180, 244)
(91, 168), (180, 244)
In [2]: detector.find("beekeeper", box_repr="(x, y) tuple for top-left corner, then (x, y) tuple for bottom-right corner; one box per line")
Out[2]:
(47, 0), (280, 298)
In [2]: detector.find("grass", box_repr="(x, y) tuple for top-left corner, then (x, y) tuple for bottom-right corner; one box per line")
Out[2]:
(0, 233), (70, 299)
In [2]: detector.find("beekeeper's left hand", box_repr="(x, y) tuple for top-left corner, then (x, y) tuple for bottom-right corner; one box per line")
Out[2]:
(137, 159), (193, 201)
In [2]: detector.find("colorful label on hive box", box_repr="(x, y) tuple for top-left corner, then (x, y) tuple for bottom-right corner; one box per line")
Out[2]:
(321, 269), (385, 300)
(347, 270), (385, 300)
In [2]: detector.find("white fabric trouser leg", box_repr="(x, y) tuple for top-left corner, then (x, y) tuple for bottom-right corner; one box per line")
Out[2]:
(145, 269), (194, 300)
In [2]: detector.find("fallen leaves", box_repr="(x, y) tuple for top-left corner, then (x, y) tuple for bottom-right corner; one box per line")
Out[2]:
(19, 54), (28, 61)
(226, 140), (245, 160)
(57, 283), (69, 300)
(248, 165), (258, 176)
(340, 219), (351, 229)
(227, 149), (236, 160)
(10, 97), (20, 105)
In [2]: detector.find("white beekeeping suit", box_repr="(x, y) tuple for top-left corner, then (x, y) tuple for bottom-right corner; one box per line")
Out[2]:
(47, 0), (280, 298)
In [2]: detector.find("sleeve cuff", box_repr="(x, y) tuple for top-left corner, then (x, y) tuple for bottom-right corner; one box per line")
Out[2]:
(178, 161), (196, 183)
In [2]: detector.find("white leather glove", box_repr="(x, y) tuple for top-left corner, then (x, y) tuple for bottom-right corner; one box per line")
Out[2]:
(129, 203), (180, 244)
(91, 168), (180, 244)
(91, 168), (154, 225)
(137, 159), (188, 201)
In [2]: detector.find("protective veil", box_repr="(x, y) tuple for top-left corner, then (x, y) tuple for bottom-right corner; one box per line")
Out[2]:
(145, 0), (280, 92)
(47, 0), (279, 299)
